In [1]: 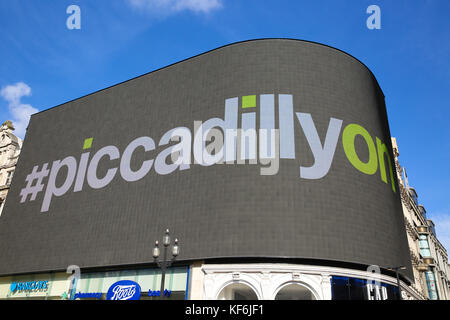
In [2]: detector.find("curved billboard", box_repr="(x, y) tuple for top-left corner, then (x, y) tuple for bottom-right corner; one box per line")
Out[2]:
(0, 39), (412, 278)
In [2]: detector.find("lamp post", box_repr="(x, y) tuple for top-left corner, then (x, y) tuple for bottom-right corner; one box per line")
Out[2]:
(387, 266), (406, 300)
(153, 229), (179, 300)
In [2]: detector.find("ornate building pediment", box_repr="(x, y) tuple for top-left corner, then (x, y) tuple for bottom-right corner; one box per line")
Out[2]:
(1, 121), (21, 148)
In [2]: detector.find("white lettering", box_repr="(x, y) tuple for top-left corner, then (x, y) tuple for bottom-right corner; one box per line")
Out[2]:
(110, 285), (136, 300)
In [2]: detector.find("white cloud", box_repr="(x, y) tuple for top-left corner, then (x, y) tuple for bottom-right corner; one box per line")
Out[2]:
(127, 0), (222, 14)
(174, 0), (222, 13)
(0, 82), (38, 139)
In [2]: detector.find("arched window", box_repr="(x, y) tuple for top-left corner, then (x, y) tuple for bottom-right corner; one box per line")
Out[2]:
(275, 283), (317, 300)
(217, 283), (258, 300)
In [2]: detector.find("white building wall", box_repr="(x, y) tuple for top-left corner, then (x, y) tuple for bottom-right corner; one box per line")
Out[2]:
(189, 263), (420, 300)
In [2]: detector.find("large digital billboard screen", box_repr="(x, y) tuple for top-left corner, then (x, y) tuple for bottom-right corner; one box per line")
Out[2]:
(0, 39), (412, 278)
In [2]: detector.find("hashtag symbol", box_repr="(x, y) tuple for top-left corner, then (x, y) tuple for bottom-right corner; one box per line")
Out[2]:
(20, 163), (50, 203)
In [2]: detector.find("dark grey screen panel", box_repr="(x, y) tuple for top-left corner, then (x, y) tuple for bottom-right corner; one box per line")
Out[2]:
(0, 39), (412, 279)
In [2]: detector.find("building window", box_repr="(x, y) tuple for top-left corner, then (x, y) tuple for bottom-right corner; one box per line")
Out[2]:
(274, 283), (316, 300)
(424, 268), (439, 300)
(331, 276), (399, 300)
(217, 283), (258, 300)
(418, 235), (432, 258)
(408, 188), (418, 205)
(6, 170), (14, 185)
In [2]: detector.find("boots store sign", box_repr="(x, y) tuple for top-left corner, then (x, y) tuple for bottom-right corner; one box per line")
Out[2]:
(106, 280), (141, 300)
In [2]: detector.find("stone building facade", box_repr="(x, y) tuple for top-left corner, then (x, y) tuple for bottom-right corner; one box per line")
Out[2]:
(0, 121), (22, 216)
(392, 137), (450, 300)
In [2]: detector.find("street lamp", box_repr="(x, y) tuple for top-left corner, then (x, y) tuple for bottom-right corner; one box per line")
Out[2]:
(153, 229), (179, 300)
(387, 266), (406, 300)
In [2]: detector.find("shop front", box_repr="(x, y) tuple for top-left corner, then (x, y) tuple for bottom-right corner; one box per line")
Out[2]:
(0, 272), (70, 300)
(71, 266), (189, 300)
(331, 276), (399, 300)
(0, 266), (189, 300)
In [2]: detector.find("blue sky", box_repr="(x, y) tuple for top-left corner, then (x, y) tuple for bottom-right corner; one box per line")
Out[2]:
(0, 1), (449, 250)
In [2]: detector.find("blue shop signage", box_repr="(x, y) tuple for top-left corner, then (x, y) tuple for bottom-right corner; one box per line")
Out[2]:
(331, 276), (399, 300)
(106, 280), (141, 300)
(10, 280), (49, 293)
(148, 289), (172, 298)
(73, 292), (102, 299)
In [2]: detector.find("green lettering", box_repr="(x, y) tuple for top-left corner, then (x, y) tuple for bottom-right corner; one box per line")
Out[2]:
(342, 124), (377, 175)
(242, 95), (256, 108)
(376, 137), (396, 193)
